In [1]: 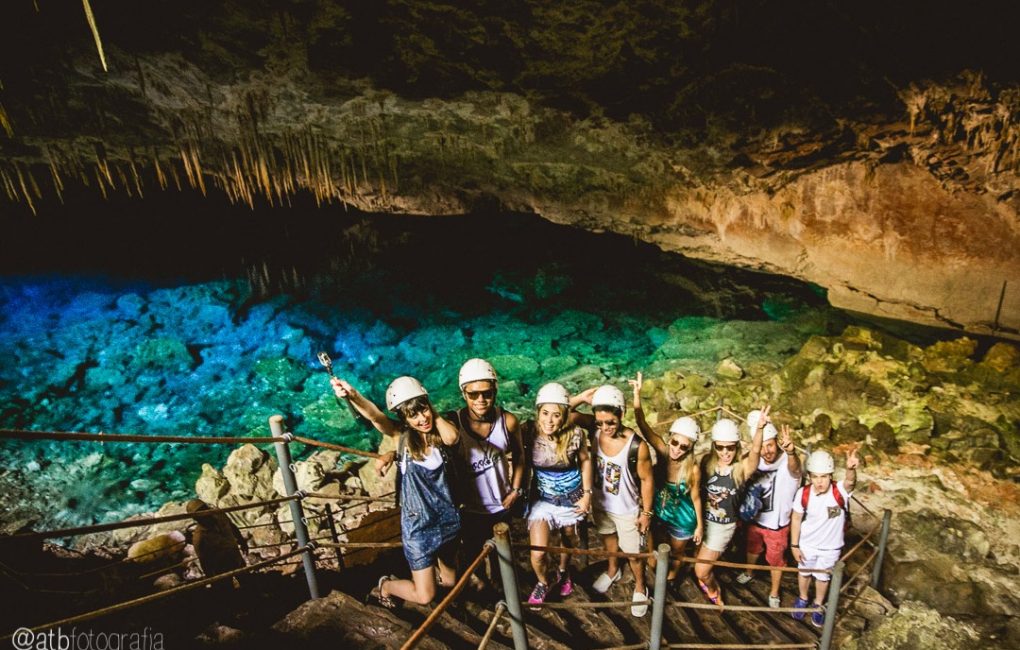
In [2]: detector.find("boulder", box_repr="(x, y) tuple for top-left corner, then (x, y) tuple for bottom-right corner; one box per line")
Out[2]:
(981, 342), (1020, 373)
(222, 444), (279, 501)
(840, 601), (979, 650)
(195, 463), (230, 504)
(716, 357), (744, 380)
(126, 531), (186, 565)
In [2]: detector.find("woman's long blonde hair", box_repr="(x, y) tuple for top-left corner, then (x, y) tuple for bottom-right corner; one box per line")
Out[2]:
(535, 403), (580, 466)
(668, 434), (699, 487)
(700, 441), (749, 488)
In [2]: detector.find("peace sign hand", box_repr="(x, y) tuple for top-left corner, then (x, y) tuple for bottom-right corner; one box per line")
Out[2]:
(846, 446), (860, 470)
(779, 424), (795, 452)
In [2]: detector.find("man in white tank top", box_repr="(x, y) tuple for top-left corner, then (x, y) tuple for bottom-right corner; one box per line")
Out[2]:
(452, 359), (525, 590)
(587, 386), (654, 617)
(735, 413), (802, 609)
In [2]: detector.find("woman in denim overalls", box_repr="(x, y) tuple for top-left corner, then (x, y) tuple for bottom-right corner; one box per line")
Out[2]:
(332, 375), (461, 607)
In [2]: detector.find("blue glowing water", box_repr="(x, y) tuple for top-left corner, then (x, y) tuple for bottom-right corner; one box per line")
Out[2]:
(0, 215), (845, 529)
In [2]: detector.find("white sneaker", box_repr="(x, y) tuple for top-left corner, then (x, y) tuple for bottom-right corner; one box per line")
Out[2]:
(768, 595), (781, 609)
(592, 569), (622, 594)
(735, 572), (753, 585)
(631, 589), (649, 617)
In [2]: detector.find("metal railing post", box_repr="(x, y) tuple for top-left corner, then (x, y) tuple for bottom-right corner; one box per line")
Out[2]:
(649, 543), (670, 650)
(819, 561), (844, 650)
(324, 503), (345, 571)
(270, 415), (320, 599)
(870, 509), (892, 589)
(492, 523), (528, 650)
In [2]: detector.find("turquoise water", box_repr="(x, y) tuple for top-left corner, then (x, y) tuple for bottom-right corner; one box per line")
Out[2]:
(0, 211), (845, 529)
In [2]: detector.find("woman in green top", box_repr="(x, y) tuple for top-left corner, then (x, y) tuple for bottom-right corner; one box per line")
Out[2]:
(631, 373), (703, 595)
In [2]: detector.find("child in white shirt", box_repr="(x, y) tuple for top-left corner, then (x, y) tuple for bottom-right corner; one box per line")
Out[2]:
(789, 448), (859, 628)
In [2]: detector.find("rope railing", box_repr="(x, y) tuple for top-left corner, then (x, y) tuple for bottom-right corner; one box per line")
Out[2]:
(318, 541), (404, 549)
(401, 543), (493, 650)
(840, 546), (881, 595)
(1, 546), (309, 640)
(1, 539), (189, 577)
(665, 640), (816, 644)
(305, 492), (397, 503)
(477, 601), (507, 650)
(840, 521), (882, 561)
(0, 428), (284, 445)
(516, 544), (833, 574)
(524, 600), (637, 610)
(137, 556), (200, 580)
(292, 434), (383, 459)
(13, 495), (300, 541)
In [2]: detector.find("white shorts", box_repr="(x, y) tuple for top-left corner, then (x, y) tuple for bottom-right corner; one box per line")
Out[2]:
(592, 509), (642, 554)
(798, 547), (841, 581)
(702, 520), (738, 553)
(528, 499), (585, 530)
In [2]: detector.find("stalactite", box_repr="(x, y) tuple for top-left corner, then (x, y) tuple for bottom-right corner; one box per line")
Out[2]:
(153, 152), (167, 190)
(93, 164), (108, 200)
(45, 147), (65, 204)
(81, 0), (108, 72)
(0, 102), (13, 137)
(0, 166), (17, 201)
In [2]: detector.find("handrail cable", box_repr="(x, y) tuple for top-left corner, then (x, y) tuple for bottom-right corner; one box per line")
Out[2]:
(292, 434), (382, 459)
(401, 543), (493, 650)
(0, 546), (308, 640)
(840, 546), (881, 595)
(665, 640), (816, 644)
(668, 601), (824, 614)
(318, 541), (403, 549)
(0, 428), (284, 445)
(840, 521), (882, 561)
(15, 495), (299, 541)
(523, 600), (641, 610)
(477, 601), (507, 650)
(2, 539), (189, 577)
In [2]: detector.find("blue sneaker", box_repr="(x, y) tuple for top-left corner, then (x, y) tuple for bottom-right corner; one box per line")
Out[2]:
(811, 605), (826, 628)
(792, 597), (810, 621)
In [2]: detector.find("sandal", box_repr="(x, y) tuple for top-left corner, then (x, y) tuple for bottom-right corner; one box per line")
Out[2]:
(697, 579), (723, 606)
(370, 574), (398, 609)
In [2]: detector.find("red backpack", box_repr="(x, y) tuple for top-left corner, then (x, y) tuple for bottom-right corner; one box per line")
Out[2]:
(800, 484), (851, 530)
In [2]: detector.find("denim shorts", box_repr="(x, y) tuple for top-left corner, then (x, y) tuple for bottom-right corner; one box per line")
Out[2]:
(403, 529), (459, 572)
(665, 523), (694, 542)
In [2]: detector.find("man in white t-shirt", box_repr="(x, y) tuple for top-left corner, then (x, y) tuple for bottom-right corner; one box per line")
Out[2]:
(790, 448), (859, 628)
(735, 413), (802, 609)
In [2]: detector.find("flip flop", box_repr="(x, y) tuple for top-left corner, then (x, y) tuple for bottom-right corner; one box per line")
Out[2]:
(697, 579), (723, 606)
(370, 574), (397, 609)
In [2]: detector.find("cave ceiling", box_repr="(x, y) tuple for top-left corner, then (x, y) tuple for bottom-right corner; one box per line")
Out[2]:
(0, 1), (1018, 337)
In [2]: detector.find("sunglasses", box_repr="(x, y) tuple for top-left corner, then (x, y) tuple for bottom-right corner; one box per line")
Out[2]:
(669, 439), (692, 452)
(714, 443), (737, 452)
(465, 389), (496, 400)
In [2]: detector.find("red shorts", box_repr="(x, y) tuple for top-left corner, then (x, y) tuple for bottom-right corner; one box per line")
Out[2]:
(746, 523), (789, 567)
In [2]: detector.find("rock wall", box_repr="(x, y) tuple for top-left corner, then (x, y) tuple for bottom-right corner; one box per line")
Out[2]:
(0, 4), (1017, 337)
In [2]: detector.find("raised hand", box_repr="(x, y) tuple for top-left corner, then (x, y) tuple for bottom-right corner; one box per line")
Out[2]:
(330, 376), (354, 399)
(628, 372), (644, 409)
(779, 424), (795, 452)
(756, 404), (772, 429)
(847, 446), (860, 470)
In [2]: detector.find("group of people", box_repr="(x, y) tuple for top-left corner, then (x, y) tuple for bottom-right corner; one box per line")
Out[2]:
(329, 359), (860, 628)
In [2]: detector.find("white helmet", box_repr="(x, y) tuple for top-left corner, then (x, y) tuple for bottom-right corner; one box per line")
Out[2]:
(535, 382), (570, 406)
(747, 409), (778, 441)
(669, 416), (700, 441)
(591, 385), (626, 414)
(746, 409), (764, 430)
(459, 358), (498, 388)
(806, 450), (835, 474)
(710, 418), (740, 442)
(385, 376), (428, 411)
